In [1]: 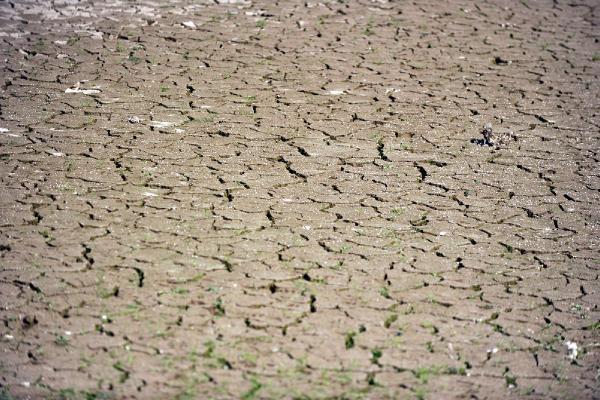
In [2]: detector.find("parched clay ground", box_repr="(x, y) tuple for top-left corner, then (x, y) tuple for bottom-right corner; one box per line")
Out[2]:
(0, 0), (599, 399)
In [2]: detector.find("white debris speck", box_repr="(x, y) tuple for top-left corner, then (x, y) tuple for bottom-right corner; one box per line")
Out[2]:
(4, 334), (13, 340)
(51, 151), (65, 157)
(271, 347), (279, 352)
(246, 9), (267, 16)
(143, 192), (158, 197)
(200, 105), (212, 109)
(57, 53), (69, 59)
(64, 331), (72, 336)
(54, 40), (67, 45)
(487, 347), (498, 354)
(150, 121), (174, 128)
(101, 315), (108, 321)
(182, 21), (197, 29)
(65, 82), (100, 95)
(303, 225), (311, 230)
(439, 231), (448, 236)
(0, 128), (18, 137)
(328, 89), (345, 95)
(565, 341), (578, 361)
(216, 0), (250, 4)
(80, 30), (103, 40)
(128, 116), (141, 124)
(65, 88), (100, 94)
(21, 381), (30, 388)
(175, 128), (184, 133)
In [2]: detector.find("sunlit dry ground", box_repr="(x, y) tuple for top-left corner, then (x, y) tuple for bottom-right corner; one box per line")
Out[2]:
(0, 0), (599, 399)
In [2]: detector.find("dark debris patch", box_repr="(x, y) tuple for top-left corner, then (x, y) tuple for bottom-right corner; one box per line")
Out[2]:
(471, 123), (517, 149)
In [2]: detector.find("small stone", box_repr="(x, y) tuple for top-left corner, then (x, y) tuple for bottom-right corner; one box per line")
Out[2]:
(21, 315), (38, 328)
(494, 56), (511, 65)
(565, 341), (578, 361)
(472, 123), (516, 149)
(182, 21), (197, 29)
(128, 116), (141, 124)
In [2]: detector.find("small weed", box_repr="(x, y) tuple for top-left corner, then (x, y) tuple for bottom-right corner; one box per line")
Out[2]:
(212, 298), (225, 316)
(202, 340), (216, 358)
(425, 341), (434, 353)
(57, 389), (76, 400)
(215, 357), (232, 369)
(127, 53), (141, 63)
(403, 304), (416, 314)
(503, 243), (514, 253)
(366, 371), (378, 386)
(414, 386), (427, 400)
(55, 335), (69, 346)
(371, 348), (382, 364)
(113, 361), (130, 383)
(420, 322), (439, 335)
(414, 366), (441, 384)
(344, 331), (356, 349)
(98, 286), (119, 299)
(592, 54), (600, 62)
(172, 287), (189, 295)
(391, 207), (405, 216)
(521, 386), (535, 395)
(379, 286), (391, 299)
(584, 321), (600, 331)
(256, 20), (266, 29)
(363, 19), (375, 36)
(241, 352), (258, 366)
(504, 368), (517, 387)
(39, 230), (53, 240)
(384, 314), (398, 328)
(339, 244), (351, 253)
(241, 378), (262, 400)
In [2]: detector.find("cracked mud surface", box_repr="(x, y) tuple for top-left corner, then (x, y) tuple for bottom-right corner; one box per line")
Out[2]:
(0, 0), (599, 398)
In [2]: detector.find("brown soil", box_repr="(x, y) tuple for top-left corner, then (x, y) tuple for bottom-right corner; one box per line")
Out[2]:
(0, 0), (599, 399)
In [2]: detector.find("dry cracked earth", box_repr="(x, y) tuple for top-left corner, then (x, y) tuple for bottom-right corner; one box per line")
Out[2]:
(0, 0), (599, 399)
